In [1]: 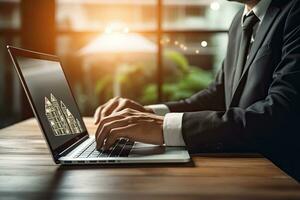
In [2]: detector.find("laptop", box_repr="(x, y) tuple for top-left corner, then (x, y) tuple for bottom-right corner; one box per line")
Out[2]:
(7, 46), (190, 165)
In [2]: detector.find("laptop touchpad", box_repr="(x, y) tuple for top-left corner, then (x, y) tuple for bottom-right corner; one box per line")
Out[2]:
(129, 143), (165, 156)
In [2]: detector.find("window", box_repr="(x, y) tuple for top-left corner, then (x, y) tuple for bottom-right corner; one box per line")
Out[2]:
(56, 0), (241, 112)
(56, 0), (159, 113)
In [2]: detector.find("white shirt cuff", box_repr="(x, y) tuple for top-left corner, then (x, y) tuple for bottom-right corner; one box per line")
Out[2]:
(163, 113), (186, 146)
(145, 104), (170, 116)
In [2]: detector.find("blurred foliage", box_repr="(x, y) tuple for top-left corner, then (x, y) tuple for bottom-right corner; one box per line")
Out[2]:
(141, 67), (212, 103)
(95, 75), (113, 101)
(141, 50), (213, 103)
(89, 50), (213, 112)
(164, 50), (189, 74)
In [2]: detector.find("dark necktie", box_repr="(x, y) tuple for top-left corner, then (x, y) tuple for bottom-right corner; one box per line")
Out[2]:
(232, 12), (259, 93)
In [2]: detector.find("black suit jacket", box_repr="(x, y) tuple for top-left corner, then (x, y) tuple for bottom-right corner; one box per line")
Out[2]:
(165, 0), (300, 181)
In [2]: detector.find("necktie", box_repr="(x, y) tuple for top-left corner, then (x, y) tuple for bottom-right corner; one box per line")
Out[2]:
(232, 12), (259, 94)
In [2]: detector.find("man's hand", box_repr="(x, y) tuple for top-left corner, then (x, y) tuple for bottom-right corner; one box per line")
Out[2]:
(95, 108), (164, 150)
(93, 97), (154, 125)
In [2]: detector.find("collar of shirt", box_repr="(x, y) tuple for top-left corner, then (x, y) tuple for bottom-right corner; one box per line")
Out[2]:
(242, 0), (272, 25)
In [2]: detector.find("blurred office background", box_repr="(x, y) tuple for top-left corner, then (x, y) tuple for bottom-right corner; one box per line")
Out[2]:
(0, 0), (241, 128)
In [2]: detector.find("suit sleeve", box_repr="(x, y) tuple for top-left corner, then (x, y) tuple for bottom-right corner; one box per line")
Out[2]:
(182, 1), (300, 153)
(165, 62), (226, 112)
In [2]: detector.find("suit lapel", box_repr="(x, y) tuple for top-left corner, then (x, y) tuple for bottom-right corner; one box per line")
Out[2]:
(227, 27), (242, 106)
(225, 10), (244, 107)
(229, 4), (281, 107)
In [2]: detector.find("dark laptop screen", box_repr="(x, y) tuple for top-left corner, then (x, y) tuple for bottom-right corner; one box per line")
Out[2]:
(15, 56), (87, 150)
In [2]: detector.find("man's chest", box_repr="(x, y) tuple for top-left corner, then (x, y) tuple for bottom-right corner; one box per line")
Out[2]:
(223, 15), (285, 108)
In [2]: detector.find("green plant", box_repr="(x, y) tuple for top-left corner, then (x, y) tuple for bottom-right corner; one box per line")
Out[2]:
(141, 50), (213, 103)
(141, 67), (212, 103)
(91, 50), (214, 106)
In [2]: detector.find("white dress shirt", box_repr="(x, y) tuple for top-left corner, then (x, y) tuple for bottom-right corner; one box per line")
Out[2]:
(145, 104), (186, 146)
(147, 0), (272, 147)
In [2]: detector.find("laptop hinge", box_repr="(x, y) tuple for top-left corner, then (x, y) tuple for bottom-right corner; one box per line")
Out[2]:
(59, 135), (89, 157)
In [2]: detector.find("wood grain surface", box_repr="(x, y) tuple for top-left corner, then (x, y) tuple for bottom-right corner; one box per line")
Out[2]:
(0, 118), (299, 200)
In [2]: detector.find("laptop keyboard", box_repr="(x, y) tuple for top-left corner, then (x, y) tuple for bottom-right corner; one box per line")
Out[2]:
(74, 139), (134, 158)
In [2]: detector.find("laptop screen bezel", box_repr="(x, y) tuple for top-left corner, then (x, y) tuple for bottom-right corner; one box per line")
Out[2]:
(7, 46), (89, 163)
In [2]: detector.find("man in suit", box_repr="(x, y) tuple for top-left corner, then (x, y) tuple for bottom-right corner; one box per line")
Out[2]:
(94, 0), (300, 181)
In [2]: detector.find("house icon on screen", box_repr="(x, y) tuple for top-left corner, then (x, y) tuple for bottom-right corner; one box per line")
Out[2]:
(45, 93), (83, 136)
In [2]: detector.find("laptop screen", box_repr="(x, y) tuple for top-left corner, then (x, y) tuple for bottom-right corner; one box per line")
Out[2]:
(15, 56), (87, 151)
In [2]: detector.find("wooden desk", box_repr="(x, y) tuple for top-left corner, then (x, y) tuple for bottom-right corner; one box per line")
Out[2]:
(0, 118), (299, 200)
